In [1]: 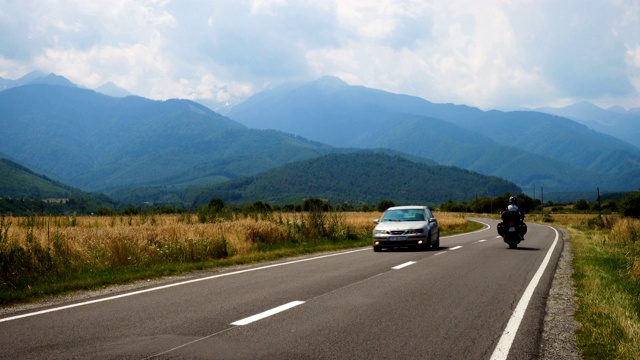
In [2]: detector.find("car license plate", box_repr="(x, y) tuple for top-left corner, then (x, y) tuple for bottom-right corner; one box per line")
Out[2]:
(509, 227), (516, 232)
(388, 236), (407, 241)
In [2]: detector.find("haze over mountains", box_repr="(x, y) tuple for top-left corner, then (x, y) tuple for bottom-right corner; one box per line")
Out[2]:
(1, 72), (639, 206)
(0, 83), (334, 192)
(0, 81), (517, 207)
(535, 101), (640, 148)
(228, 76), (640, 193)
(0, 71), (130, 98)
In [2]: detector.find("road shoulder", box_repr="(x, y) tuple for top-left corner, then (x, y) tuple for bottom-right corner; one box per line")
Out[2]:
(539, 227), (582, 359)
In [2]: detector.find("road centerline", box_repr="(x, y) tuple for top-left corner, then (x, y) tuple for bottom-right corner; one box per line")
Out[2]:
(231, 301), (305, 326)
(392, 261), (416, 270)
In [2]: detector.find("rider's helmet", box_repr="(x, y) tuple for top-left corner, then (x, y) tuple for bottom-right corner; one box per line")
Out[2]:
(509, 196), (517, 204)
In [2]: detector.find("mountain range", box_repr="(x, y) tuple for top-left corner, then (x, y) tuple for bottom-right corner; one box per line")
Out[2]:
(0, 70), (130, 97)
(535, 101), (640, 148)
(0, 84), (339, 193)
(228, 76), (640, 193)
(1, 73), (639, 207)
(0, 70), (78, 91)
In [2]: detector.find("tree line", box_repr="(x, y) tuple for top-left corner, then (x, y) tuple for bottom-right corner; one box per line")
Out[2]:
(4, 191), (640, 220)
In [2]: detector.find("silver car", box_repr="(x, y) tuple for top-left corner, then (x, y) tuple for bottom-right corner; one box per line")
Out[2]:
(372, 205), (440, 252)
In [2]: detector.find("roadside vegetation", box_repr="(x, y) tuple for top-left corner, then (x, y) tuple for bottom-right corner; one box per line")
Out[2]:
(548, 213), (640, 360)
(522, 191), (640, 360)
(0, 198), (477, 306)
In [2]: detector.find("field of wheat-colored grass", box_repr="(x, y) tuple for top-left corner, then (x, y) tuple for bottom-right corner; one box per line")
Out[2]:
(2, 211), (468, 256)
(0, 211), (470, 289)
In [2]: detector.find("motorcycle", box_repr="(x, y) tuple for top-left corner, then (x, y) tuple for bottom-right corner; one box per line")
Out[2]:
(497, 211), (527, 249)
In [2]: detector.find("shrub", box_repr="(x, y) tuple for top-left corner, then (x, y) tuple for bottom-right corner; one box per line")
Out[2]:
(586, 215), (606, 229)
(575, 199), (590, 211)
(303, 198), (330, 212)
(619, 192), (640, 218)
(377, 200), (395, 212)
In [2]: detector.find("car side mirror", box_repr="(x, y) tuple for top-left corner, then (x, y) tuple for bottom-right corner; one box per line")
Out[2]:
(373, 219), (380, 224)
(429, 218), (437, 223)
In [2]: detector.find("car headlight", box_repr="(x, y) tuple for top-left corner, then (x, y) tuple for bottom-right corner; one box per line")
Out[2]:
(374, 229), (389, 235)
(406, 229), (424, 234)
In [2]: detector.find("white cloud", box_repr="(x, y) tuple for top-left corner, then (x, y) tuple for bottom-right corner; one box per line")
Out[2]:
(309, 0), (544, 108)
(0, 0), (638, 110)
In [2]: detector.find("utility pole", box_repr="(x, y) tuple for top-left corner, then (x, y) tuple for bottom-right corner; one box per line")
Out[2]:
(597, 187), (601, 216)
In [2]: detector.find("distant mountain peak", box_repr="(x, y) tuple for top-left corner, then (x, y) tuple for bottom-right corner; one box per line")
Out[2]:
(570, 100), (602, 110)
(1, 71), (78, 89)
(18, 70), (47, 83)
(33, 73), (77, 88)
(309, 76), (349, 91)
(95, 81), (132, 97)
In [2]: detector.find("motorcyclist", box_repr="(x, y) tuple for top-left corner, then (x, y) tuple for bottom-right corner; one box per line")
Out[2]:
(505, 196), (525, 221)
(507, 196), (524, 220)
(503, 196), (525, 240)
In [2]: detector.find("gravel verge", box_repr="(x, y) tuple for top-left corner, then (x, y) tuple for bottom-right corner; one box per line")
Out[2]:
(538, 227), (582, 359)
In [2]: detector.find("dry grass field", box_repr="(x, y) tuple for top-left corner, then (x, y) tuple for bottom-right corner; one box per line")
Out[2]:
(1, 211), (470, 260)
(0, 211), (472, 303)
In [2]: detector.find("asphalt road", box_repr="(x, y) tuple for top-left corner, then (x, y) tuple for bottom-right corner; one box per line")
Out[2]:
(0, 218), (562, 359)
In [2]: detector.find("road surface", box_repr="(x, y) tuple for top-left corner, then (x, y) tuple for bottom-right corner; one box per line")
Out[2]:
(0, 218), (561, 359)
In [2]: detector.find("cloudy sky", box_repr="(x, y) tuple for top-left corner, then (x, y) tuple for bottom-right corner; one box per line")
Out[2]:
(1, 0), (639, 111)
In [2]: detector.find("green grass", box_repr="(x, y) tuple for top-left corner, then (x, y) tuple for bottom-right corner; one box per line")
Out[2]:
(570, 226), (640, 359)
(443, 219), (484, 235)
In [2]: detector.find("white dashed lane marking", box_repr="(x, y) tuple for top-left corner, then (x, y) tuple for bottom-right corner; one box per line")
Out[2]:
(231, 301), (305, 326)
(392, 261), (417, 270)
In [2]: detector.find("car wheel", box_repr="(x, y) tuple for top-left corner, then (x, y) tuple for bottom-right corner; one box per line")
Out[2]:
(423, 235), (432, 251)
(432, 231), (440, 250)
(373, 246), (382, 252)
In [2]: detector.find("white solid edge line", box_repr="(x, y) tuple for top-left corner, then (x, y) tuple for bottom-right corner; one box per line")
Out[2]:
(231, 301), (305, 326)
(489, 226), (559, 360)
(0, 248), (369, 323)
(392, 261), (416, 270)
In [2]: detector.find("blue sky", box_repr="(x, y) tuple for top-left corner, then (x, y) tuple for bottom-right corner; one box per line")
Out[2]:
(1, 0), (639, 111)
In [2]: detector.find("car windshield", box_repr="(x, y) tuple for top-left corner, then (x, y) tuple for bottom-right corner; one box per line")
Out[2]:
(381, 209), (426, 222)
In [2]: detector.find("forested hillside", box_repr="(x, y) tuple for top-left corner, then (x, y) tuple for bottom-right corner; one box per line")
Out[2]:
(186, 153), (521, 206)
(0, 158), (115, 214)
